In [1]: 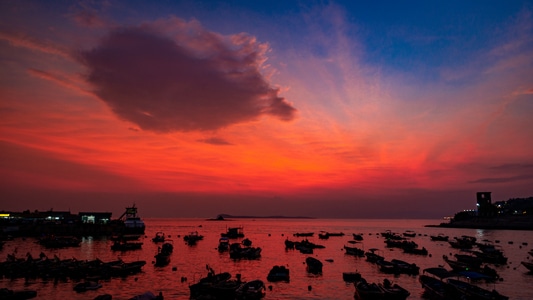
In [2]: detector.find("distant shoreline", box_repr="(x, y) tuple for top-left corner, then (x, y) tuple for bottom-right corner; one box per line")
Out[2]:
(206, 214), (315, 221)
(426, 215), (533, 230)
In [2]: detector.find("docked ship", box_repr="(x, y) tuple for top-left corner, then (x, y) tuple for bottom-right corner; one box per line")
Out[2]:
(119, 204), (145, 234)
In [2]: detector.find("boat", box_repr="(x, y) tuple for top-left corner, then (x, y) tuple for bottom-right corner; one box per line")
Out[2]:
(454, 254), (483, 268)
(110, 234), (141, 242)
(342, 272), (361, 283)
(188, 267), (232, 299)
(109, 260), (146, 276)
(119, 204), (145, 234)
(111, 240), (143, 251)
(430, 233), (449, 241)
(73, 281), (102, 292)
(184, 231), (203, 245)
(352, 233), (364, 241)
(447, 278), (508, 300)
(154, 242), (173, 266)
(0, 288), (37, 299)
(267, 265), (290, 282)
(152, 232), (165, 243)
(365, 248), (384, 263)
(293, 232), (314, 237)
(377, 260), (398, 274)
(305, 257), (323, 274)
(403, 246), (428, 255)
(521, 261), (533, 272)
(221, 226), (244, 238)
(218, 237), (230, 252)
(344, 245), (365, 257)
(229, 243), (262, 260)
(418, 267), (455, 299)
(318, 231), (330, 239)
(354, 278), (385, 300)
(241, 238), (252, 246)
(378, 279), (410, 300)
(402, 230), (416, 237)
(235, 279), (266, 299)
(390, 259), (420, 275)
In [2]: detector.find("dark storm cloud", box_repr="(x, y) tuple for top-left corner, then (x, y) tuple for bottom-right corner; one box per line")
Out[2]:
(79, 24), (297, 132)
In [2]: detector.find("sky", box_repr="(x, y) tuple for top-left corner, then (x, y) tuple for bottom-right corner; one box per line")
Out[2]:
(1, 0), (532, 219)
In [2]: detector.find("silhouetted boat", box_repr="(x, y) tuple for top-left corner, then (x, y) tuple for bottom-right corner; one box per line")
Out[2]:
(221, 226), (245, 238)
(154, 242), (173, 266)
(378, 279), (410, 300)
(73, 281), (102, 292)
(354, 278), (384, 299)
(184, 231), (203, 245)
(0, 288), (37, 299)
(152, 232), (165, 243)
(111, 240), (142, 251)
(342, 272), (361, 283)
(402, 230), (416, 237)
(430, 233), (449, 241)
(344, 244), (365, 257)
(235, 279), (266, 299)
(419, 267), (455, 299)
(267, 265), (290, 282)
(293, 232), (313, 237)
(447, 278), (508, 300)
(218, 237), (230, 252)
(305, 257), (323, 274)
(119, 204), (145, 234)
(521, 261), (533, 271)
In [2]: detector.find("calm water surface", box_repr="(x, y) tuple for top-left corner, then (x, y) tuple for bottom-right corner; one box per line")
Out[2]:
(1, 218), (532, 299)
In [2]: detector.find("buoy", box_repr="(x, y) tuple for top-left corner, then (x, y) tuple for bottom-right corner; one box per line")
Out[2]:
(268, 285), (273, 291)
(281, 233), (284, 236)
(172, 266), (177, 271)
(134, 277), (138, 281)
(308, 285), (312, 291)
(429, 254), (432, 257)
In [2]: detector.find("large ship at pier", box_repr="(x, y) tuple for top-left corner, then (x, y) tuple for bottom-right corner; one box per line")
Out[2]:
(119, 204), (145, 234)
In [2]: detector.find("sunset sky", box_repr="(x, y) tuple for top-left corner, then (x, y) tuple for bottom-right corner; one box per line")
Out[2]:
(1, 1), (532, 219)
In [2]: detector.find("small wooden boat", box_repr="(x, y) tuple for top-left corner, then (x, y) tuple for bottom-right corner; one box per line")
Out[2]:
(236, 279), (266, 299)
(0, 288), (37, 299)
(342, 272), (361, 282)
(305, 257), (323, 274)
(521, 261), (533, 272)
(447, 278), (508, 300)
(152, 232), (165, 243)
(430, 233), (449, 241)
(267, 265), (290, 282)
(73, 281), (102, 292)
(378, 279), (410, 300)
(355, 279), (384, 300)
(293, 232), (314, 237)
(344, 245), (365, 257)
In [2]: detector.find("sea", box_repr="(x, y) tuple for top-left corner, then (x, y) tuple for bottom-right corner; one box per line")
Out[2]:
(1, 218), (532, 300)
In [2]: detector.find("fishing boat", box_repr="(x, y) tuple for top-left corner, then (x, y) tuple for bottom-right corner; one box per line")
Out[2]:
(305, 257), (323, 274)
(119, 204), (145, 234)
(73, 281), (102, 292)
(378, 279), (410, 300)
(267, 265), (290, 282)
(354, 278), (385, 300)
(344, 244), (365, 257)
(521, 261), (533, 272)
(152, 232), (165, 243)
(111, 240), (143, 251)
(184, 231), (204, 245)
(154, 242), (173, 266)
(430, 233), (449, 241)
(447, 278), (508, 300)
(419, 267), (455, 299)
(235, 279), (266, 299)
(218, 237), (230, 252)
